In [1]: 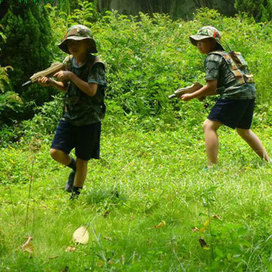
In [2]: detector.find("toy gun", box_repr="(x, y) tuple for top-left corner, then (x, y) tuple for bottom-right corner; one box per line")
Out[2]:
(168, 82), (203, 99)
(22, 62), (65, 87)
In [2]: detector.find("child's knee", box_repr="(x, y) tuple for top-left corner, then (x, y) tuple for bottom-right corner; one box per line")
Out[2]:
(50, 148), (57, 158)
(50, 148), (62, 160)
(203, 119), (221, 132)
(203, 119), (211, 132)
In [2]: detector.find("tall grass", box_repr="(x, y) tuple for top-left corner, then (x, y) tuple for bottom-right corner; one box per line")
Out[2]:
(1, 122), (271, 271)
(1, 4), (272, 272)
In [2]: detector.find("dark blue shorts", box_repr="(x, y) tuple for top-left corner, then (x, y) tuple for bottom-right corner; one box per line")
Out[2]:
(208, 99), (255, 129)
(51, 119), (101, 161)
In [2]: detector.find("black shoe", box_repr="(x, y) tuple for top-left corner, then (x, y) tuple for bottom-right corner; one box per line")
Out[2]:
(69, 190), (80, 200)
(65, 170), (75, 192)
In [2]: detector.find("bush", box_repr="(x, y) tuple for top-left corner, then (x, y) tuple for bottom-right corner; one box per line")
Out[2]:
(90, 9), (272, 127)
(21, 94), (63, 138)
(235, 0), (272, 22)
(0, 26), (24, 127)
(3, 6), (272, 145)
(0, 0), (55, 122)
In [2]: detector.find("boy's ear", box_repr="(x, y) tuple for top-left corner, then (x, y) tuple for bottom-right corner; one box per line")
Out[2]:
(210, 38), (217, 49)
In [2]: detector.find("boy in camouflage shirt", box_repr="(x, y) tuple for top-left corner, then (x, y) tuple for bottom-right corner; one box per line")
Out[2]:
(38, 25), (106, 198)
(181, 26), (269, 167)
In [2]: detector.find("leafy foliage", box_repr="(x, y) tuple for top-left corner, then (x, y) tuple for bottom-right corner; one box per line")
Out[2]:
(1, 3), (272, 271)
(74, 8), (272, 126)
(0, 91), (24, 126)
(0, 125), (272, 270)
(21, 94), (63, 137)
(235, 0), (272, 21)
(0, 65), (11, 92)
(0, 0), (55, 122)
(2, 6), (272, 144)
(0, 26), (9, 91)
(0, 26), (24, 126)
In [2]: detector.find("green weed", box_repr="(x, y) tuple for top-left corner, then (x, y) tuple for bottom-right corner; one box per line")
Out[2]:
(1, 124), (272, 271)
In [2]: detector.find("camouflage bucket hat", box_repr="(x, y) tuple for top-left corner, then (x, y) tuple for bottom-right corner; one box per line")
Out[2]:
(189, 26), (224, 50)
(58, 25), (97, 54)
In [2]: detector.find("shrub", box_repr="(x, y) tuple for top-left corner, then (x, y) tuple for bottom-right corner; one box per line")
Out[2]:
(235, 0), (272, 22)
(0, 26), (24, 127)
(3, 6), (272, 145)
(0, 0), (55, 122)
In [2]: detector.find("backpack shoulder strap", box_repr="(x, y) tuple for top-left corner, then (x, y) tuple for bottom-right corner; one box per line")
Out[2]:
(208, 50), (229, 58)
(209, 51), (248, 85)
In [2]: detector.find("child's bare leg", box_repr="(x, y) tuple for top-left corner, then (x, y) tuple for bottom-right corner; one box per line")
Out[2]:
(236, 128), (269, 161)
(50, 148), (73, 166)
(203, 119), (222, 167)
(73, 158), (88, 188)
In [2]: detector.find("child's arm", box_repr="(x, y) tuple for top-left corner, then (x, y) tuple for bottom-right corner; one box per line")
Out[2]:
(38, 76), (67, 92)
(181, 79), (217, 101)
(53, 70), (98, 97)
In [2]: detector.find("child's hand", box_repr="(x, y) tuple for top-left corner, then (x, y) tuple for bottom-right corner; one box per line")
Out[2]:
(37, 76), (53, 87)
(53, 70), (72, 81)
(180, 93), (193, 101)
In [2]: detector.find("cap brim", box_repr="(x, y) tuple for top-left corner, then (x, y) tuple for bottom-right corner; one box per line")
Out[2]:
(189, 35), (210, 46)
(189, 35), (225, 50)
(58, 37), (98, 54)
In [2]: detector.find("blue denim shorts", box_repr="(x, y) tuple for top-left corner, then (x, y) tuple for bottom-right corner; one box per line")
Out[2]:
(208, 99), (255, 129)
(51, 119), (101, 160)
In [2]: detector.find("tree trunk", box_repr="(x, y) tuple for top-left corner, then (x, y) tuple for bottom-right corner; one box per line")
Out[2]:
(97, 0), (112, 12)
(193, 0), (213, 9)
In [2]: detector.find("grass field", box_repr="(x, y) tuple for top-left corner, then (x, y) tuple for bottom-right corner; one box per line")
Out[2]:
(1, 122), (272, 271)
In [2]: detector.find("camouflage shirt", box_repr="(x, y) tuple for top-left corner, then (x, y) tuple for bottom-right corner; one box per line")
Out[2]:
(204, 51), (256, 99)
(62, 54), (106, 126)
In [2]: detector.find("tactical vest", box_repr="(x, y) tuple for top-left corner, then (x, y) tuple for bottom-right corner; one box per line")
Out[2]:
(209, 51), (254, 85)
(62, 54), (106, 126)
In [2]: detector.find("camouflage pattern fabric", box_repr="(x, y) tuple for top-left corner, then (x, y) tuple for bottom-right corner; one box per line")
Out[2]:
(59, 25), (97, 54)
(190, 26), (224, 50)
(64, 25), (93, 40)
(63, 54), (106, 126)
(204, 52), (256, 100)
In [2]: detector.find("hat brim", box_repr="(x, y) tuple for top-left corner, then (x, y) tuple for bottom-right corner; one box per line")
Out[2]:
(189, 35), (224, 50)
(58, 37), (98, 54)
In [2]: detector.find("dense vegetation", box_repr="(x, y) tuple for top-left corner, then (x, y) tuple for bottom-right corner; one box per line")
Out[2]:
(1, 3), (272, 140)
(0, 1), (272, 271)
(1, 0), (272, 130)
(235, 0), (272, 21)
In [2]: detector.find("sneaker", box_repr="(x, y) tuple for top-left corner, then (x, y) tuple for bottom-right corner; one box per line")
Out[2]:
(65, 170), (75, 192)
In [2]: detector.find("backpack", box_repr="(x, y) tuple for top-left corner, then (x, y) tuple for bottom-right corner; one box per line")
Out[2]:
(209, 51), (254, 85)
